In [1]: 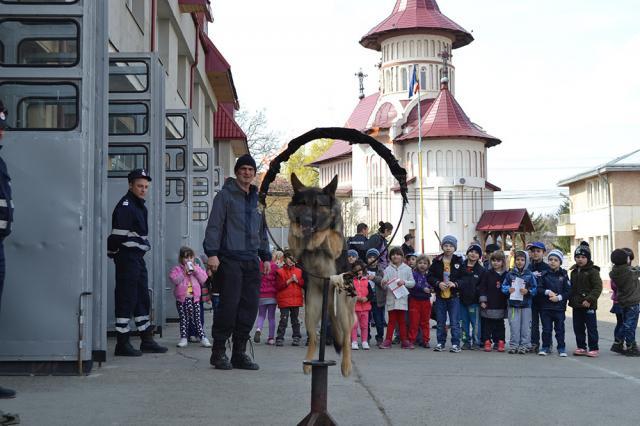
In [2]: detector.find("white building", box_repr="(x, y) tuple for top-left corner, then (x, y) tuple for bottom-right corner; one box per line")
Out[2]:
(311, 0), (502, 253)
(558, 149), (640, 275)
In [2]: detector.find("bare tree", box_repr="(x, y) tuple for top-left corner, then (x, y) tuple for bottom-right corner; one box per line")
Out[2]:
(236, 109), (281, 172)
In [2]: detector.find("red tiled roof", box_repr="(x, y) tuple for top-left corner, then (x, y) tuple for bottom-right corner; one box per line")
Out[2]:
(485, 181), (501, 192)
(476, 209), (534, 233)
(401, 98), (435, 132)
(309, 93), (379, 165)
(397, 81), (501, 146)
(372, 102), (398, 128)
(214, 103), (246, 141)
(360, 0), (473, 51)
(203, 36), (239, 108)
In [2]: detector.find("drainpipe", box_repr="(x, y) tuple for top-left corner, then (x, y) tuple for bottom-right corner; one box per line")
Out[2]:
(150, 0), (157, 52)
(189, 14), (200, 109)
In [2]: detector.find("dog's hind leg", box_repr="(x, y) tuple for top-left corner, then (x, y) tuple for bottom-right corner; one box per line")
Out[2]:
(303, 279), (322, 375)
(339, 295), (356, 377)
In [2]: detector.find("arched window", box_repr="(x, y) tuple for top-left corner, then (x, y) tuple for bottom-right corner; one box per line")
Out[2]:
(430, 40), (435, 57)
(466, 150), (472, 176)
(401, 67), (408, 91)
(427, 150), (435, 177)
(396, 42), (400, 59)
(420, 67), (427, 90)
(456, 150), (463, 176)
(395, 67), (399, 92)
(436, 150), (444, 176)
(473, 151), (478, 177)
(417, 41), (422, 57)
(448, 191), (454, 222)
(438, 40), (442, 55)
(402, 41), (406, 58)
(430, 64), (434, 89)
(410, 40), (415, 57)
(480, 152), (484, 178)
(446, 150), (453, 177)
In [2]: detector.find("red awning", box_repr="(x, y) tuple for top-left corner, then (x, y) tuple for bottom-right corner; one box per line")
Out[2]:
(179, 0), (212, 22)
(214, 104), (246, 141)
(203, 36), (238, 108)
(476, 209), (534, 233)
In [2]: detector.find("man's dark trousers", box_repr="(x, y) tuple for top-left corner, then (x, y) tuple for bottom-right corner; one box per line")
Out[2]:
(212, 257), (260, 349)
(114, 251), (151, 332)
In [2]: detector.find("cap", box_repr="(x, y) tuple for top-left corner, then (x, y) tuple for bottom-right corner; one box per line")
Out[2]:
(526, 241), (546, 252)
(366, 248), (380, 259)
(128, 168), (152, 182)
(404, 252), (417, 259)
(347, 249), (359, 258)
(234, 154), (257, 173)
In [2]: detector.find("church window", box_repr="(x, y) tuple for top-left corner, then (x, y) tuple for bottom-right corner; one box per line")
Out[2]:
(417, 41), (422, 57)
(420, 67), (427, 90)
(402, 41), (406, 58)
(480, 152), (484, 178)
(473, 151), (478, 177)
(430, 40), (435, 57)
(465, 150), (472, 176)
(438, 40), (442, 55)
(410, 40), (415, 57)
(427, 150), (435, 177)
(430, 64), (434, 89)
(401, 67), (408, 91)
(446, 150), (453, 177)
(436, 150), (444, 176)
(456, 150), (463, 176)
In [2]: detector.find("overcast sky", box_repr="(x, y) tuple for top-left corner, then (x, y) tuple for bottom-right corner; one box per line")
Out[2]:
(209, 0), (640, 214)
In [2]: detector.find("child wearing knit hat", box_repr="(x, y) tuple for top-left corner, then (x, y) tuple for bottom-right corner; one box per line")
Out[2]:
(537, 249), (571, 357)
(458, 244), (485, 350)
(568, 242), (603, 357)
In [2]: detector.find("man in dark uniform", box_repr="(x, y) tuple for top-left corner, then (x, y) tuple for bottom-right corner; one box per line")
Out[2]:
(0, 102), (17, 404)
(347, 223), (369, 262)
(204, 154), (271, 370)
(107, 169), (167, 356)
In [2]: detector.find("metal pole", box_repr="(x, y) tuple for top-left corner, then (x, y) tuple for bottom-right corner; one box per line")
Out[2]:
(417, 86), (425, 253)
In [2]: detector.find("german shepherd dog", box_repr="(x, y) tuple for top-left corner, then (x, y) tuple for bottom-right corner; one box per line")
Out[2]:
(288, 173), (356, 377)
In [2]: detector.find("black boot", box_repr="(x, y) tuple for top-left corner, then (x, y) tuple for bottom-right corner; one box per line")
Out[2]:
(611, 340), (624, 354)
(210, 347), (232, 370)
(139, 327), (168, 353)
(0, 386), (16, 399)
(114, 332), (142, 357)
(231, 338), (259, 370)
(624, 342), (640, 357)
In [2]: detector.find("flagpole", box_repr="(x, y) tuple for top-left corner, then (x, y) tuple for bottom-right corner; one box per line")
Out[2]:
(417, 80), (425, 253)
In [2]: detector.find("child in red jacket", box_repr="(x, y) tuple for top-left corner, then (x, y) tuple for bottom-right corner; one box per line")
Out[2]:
(275, 251), (305, 346)
(351, 261), (372, 350)
(254, 251), (281, 345)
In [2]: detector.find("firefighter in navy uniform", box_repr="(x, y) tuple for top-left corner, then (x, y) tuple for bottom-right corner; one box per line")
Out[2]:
(0, 102), (18, 408)
(107, 169), (168, 356)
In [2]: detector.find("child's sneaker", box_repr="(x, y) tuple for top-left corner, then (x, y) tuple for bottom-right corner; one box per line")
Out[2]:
(517, 347), (527, 355)
(483, 340), (492, 352)
(497, 340), (506, 352)
(530, 343), (539, 354)
(462, 342), (472, 350)
(559, 350), (568, 357)
(508, 348), (517, 354)
(573, 348), (587, 356)
(538, 348), (549, 356)
(351, 341), (359, 350)
(401, 340), (415, 349)
(253, 329), (261, 344)
(433, 343), (444, 352)
(362, 341), (370, 350)
(275, 339), (284, 347)
(610, 341), (624, 354)
(200, 337), (212, 347)
(379, 340), (392, 349)
(450, 345), (461, 353)
(292, 337), (301, 347)
(586, 350), (599, 358)
(624, 343), (640, 357)
(266, 338), (275, 346)
(177, 338), (188, 348)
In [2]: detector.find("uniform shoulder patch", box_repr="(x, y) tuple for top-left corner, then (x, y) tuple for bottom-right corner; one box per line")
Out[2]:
(122, 200), (129, 206)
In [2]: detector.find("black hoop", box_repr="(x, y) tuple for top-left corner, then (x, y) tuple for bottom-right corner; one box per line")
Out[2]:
(258, 127), (409, 277)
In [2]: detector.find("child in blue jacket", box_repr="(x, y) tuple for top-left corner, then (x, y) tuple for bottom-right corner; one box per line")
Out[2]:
(502, 250), (537, 354)
(537, 249), (571, 357)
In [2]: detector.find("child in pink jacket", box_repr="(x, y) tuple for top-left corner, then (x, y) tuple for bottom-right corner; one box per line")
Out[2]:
(169, 246), (211, 348)
(351, 261), (372, 350)
(254, 251), (281, 345)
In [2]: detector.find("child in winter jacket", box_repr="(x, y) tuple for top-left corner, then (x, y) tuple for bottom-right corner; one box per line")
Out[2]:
(537, 249), (571, 357)
(409, 255), (433, 347)
(569, 242), (602, 357)
(479, 250), (508, 352)
(351, 261), (372, 350)
(501, 250), (537, 354)
(609, 248), (640, 357)
(169, 246), (212, 348)
(366, 248), (386, 345)
(428, 235), (464, 353)
(254, 251), (281, 345)
(380, 247), (415, 349)
(458, 244), (485, 350)
(275, 251), (305, 346)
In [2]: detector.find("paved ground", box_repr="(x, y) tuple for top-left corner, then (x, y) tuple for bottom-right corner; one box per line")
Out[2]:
(1, 294), (639, 425)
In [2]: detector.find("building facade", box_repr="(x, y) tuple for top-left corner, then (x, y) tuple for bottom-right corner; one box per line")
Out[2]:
(311, 0), (502, 253)
(557, 149), (640, 275)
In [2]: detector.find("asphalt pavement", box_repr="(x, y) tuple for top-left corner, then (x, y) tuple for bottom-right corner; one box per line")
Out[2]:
(1, 294), (639, 426)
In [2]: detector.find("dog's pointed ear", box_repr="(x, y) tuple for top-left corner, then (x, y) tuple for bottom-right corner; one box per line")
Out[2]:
(324, 175), (338, 196)
(291, 173), (306, 193)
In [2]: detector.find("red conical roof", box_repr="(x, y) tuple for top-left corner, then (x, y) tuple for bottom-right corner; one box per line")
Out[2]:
(397, 80), (500, 146)
(360, 0), (473, 51)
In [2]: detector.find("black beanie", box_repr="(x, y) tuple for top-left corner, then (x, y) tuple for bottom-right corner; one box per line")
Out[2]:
(611, 249), (629, 266)
(574, 241), (591, 262)
(234, 154), (257, 173)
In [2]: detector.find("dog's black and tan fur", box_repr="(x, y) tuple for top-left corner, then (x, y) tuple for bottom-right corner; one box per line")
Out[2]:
(287, 173), (356, 377)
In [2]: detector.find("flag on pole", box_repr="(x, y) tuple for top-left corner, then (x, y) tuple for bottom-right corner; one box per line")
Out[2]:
(408, 64), (420, 98)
